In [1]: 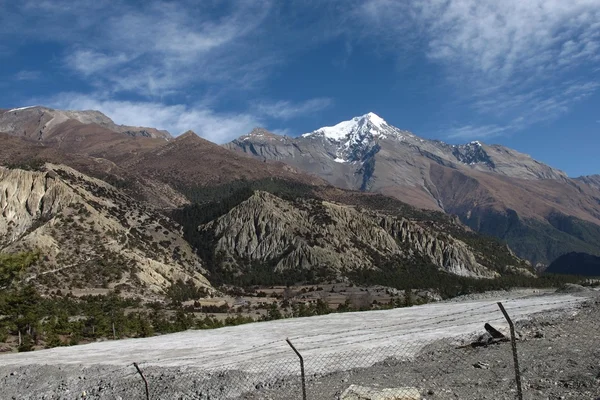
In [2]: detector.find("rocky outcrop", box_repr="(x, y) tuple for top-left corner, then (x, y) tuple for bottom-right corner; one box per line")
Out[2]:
(576, 174), (600, 191)
(200, 191), (507, 279)
(379, 217), (496, 278)
(0, 164), (212, 294)
(0, 167), (73, 245)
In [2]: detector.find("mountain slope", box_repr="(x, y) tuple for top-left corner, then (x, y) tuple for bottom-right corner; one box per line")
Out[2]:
(226, 113), (600, 265)
(0, 106), (171, 140)
(546, 252), (600, 276)
(576, 175), (600, 191)
(121, 131), (326, 202)
(0, 163), (212, 295)
(0, 132), (189, 209)
(0, 110), (326, 209)
(173, 189), (534, 287)
(0, 106), (170, 162)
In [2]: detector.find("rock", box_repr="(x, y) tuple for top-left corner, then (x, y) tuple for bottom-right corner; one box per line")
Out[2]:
(340, 384), (421, 400)
(475, 332), (494, 346)
(473, 362), (490, 369)
(484, 323), (506, 339)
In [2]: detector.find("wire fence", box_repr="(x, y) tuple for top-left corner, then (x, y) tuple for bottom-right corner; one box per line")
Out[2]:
(2, 295), (599, 399)
(142, 297), (599, 400)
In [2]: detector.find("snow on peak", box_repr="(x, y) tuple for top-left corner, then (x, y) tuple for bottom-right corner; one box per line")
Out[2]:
(301, 112), (411, 164)
(301, 112), (392, 141)
(469, 140), (482, 147)
(365, 112), (386, 129)
(6, 105), (38, 112)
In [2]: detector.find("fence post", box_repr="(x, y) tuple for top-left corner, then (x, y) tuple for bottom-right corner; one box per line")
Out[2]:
(497, 302), (523, 400)
(286, 338), (307, 400)
(133, 362), (150, 400)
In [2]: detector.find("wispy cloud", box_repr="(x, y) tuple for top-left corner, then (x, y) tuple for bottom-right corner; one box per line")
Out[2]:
(65, 50), (131, 77)
(354, 0), (600, 82)
(445, 124), (513, 140)
(14, 70), (41, 81)
(47, 93), (262, 143)
(2, 0), (598, 143)
(256, 98), (333, 120)
(349, 0), (600, 138)
(3, 0), (275, 96)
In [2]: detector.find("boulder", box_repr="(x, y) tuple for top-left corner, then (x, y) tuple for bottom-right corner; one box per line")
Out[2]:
(340, 384), (421, 400)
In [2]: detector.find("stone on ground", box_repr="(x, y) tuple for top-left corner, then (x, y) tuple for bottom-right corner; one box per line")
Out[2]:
(340, 384), (421, 400)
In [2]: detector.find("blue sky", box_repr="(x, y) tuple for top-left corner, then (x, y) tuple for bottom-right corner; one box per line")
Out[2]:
(1, 0), (599, 177)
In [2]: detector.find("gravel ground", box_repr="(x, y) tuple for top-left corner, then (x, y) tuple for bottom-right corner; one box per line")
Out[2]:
(0, 291), (598, 399)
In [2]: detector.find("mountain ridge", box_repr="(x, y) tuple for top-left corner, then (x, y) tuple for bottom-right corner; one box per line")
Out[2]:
(226, 113), (600, 265)
(0, 105), (171, 140)
(3, 105), (599, 269)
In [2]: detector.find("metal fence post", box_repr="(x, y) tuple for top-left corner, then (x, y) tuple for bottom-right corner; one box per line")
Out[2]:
(286, 338), (307, 400)
(497, 302), (523, 400)
(133, 362), (150, 400)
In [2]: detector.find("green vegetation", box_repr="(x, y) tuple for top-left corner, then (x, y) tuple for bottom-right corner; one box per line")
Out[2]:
(166, 279), (209, 303)
(0, 252), (256, 351)
(177, 178), (316, 205)
(0, 252), (38, 288)
(5, 158), (46, 171)
(349, 254), (583, 299)
(546, 252), (600, 277)
(0, 249), (590, 353)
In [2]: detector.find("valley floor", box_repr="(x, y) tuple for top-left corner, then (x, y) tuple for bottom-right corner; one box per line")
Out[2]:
(0, 289), (598, 399)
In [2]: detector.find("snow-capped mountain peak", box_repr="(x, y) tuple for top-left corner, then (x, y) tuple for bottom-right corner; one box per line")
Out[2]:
(301, 112), (410, 163)
(364, 112), (386, 129)
(301, 112), (407, 141)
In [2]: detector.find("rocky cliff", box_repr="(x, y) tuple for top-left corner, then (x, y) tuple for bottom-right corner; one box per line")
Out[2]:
(0, 164), (212, 294)
(198, 191), (531, 280)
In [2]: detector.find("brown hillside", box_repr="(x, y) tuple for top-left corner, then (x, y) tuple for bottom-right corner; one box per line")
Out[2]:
(122, 131), (327, 189)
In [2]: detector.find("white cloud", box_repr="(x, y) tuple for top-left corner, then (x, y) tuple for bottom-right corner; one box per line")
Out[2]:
(445, 79), (599, 140)
(48, 93), (262, 143)
(256, 98), (333, 120)
(65, 50), (131, 76)
(3, 0), (598, 144)
(351, 0), (600, 138)
(2, 0), (275, 96)
(363, 0), (600, 82)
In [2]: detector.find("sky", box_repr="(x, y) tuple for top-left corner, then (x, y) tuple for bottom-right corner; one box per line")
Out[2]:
(1, 0), (599, 177)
